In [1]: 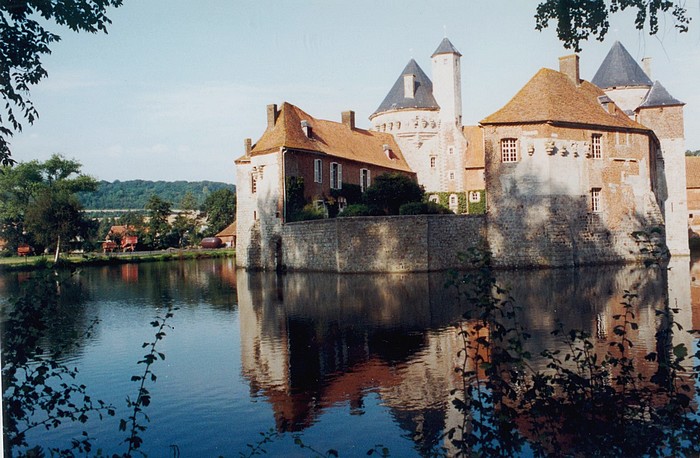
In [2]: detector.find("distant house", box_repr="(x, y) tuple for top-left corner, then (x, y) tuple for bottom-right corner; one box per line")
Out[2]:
(215, 221), (237, 247)
(687, 157), (700, 237)
(235, 102), (416, 269)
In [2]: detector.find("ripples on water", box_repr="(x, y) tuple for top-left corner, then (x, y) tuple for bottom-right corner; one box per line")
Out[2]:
(1, 257), (698, 456)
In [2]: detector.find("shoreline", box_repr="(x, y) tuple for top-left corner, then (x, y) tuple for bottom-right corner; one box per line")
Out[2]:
(0, 249), (236, 272)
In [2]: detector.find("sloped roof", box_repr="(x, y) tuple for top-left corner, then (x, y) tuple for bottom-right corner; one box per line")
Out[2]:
(686, 157), (700, 189)
(371, 59), (439, 118)
(637, 80), (684, 108)
(215, 221), (236, 238)
(243, 102), (413, 173)
(462, 125), (485, 169)
(480, 68), (647, 131)
(431, 37), (462, 57)
(591, 41), (653, 89)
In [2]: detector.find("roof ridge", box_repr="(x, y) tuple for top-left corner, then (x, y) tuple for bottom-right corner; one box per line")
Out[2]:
(637, 80), (684, 109)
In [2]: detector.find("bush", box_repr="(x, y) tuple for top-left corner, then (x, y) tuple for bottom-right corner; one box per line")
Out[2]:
(295, 203), (325, 221)
(399, 201), (454, 215)
(362, 173), (424, 215)
(338, 204), (384, 217)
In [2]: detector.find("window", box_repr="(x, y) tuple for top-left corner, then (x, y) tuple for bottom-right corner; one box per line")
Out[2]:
(429, 195), (439, 203)
(430, 157), (436, 168)
(448, 146), (454, 155)
(314, 159), (322, 183)
(469, 191), (481, 203)
(591, 134), (602, 159)
(251, 174), (257, 194)
(501, 138), (518, 163)
(449, 171), (455, 181)
(591, 188), (602, 212)
(330, 162), (342, 190)
(360, 168), (370, 192)
(449, 194), (459, 212)
(338, 197), (347, 212)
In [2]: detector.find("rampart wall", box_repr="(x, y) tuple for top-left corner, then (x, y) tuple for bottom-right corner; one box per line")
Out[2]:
(279, 215), (487, 273)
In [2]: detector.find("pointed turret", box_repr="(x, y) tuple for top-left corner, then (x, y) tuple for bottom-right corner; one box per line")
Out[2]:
(370, 59), (439, 118)
(592, 41), (653, 89)
(637, 80), (684, 109)
(431, 37), (462, 126)
(431, 37), (462, 57)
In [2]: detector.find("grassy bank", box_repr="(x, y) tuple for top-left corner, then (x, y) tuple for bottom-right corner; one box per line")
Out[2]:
(0, 249), (236, 272)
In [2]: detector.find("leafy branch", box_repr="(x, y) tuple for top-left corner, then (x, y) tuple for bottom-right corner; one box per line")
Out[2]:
(118, 304), (178, 457)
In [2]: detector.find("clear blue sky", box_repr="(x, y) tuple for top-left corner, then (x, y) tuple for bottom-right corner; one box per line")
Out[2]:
(10, 0), (700, 184)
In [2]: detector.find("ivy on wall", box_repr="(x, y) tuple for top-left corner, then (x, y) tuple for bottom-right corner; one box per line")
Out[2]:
(425, 190), (487, 215)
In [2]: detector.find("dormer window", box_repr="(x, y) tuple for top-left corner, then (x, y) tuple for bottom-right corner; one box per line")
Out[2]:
(383, 144), (396, 160)
(301, 120), (312, 138)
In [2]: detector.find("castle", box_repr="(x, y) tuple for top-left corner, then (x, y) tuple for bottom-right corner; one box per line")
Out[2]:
(235, 39), (689, 271)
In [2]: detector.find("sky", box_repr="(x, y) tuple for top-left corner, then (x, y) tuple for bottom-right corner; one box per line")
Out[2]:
(9, 0), (700, 185)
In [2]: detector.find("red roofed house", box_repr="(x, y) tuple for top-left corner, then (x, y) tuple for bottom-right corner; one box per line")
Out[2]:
(235, 103), (416, 270)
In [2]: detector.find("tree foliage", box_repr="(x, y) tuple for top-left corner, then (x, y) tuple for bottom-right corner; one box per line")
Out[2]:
(535, 0), (691, 51)
(145, 195), (172, 249)
(362, 173), (424, 215)
(1, 0), (124, 166)
(78, 180), (235, 210)
(0, 154), (97, 254)
(202, 188), (236, 236)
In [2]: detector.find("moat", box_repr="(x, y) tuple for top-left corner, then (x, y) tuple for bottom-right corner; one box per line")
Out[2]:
(2, 256), (699, 456)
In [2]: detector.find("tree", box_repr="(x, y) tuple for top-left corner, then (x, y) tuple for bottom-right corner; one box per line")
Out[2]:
(202, 188), (236, 236)
(145, 195), (172, 249)
(0, 154), (97, 255)
(179, 191), (198, 213)
(535, 0), (690, 52)
(25, 188), (87, 261)
(362, 173), (424, 215)
(1, 0), (124, 166)
(686, 149), (700, 157)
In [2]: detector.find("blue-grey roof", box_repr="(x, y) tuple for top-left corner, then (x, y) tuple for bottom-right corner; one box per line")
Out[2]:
(431, 37), (462, 57)
(591, 41), (653, 89)
(638, 80), (684, 108)
(371, 59), (440, 117)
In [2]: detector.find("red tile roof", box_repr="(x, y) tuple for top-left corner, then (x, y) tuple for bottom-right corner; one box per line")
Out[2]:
(480, 68), (650, 132)
(239, 102), (412, 172)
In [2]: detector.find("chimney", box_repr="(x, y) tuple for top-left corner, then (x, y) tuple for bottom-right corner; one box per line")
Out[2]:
(341, 110), (355, 129)
(266, 104), (278, 129)
(403, 74), (415, 99)
(559, 54), (580, 85)
(244, 138), (252, 156)
(642, 57), (652, 79)
(301, 120), (312, 138)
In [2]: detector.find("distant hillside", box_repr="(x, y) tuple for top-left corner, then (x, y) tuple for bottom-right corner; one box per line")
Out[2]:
(78, 180), (236, 210)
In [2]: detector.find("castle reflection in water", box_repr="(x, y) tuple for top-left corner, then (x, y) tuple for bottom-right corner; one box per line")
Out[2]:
(236, 257), (697, 455)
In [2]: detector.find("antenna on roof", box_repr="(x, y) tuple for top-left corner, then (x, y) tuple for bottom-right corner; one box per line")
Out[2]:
(409, 47), (413, 59)
(443, 25), (447, 38)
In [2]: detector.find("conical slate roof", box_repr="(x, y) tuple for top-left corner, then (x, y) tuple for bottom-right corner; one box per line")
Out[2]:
(591, 41), (653, 89)
(371, 59), (439, 118)
(637, 80), (684, 108)
(431, 37), (462, 57)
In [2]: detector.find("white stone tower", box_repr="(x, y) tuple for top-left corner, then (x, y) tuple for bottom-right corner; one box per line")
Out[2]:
(370, 38), (469, 203)
(431, 37), (462, 127)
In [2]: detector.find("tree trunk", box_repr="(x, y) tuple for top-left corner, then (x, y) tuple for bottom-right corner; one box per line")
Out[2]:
(54, 235), (61, 263)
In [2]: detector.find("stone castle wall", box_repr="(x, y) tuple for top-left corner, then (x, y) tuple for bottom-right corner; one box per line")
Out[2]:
(278, 215), (487, 273)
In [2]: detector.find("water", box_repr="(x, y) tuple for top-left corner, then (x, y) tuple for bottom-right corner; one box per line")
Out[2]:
(1, 256), (698, 456)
